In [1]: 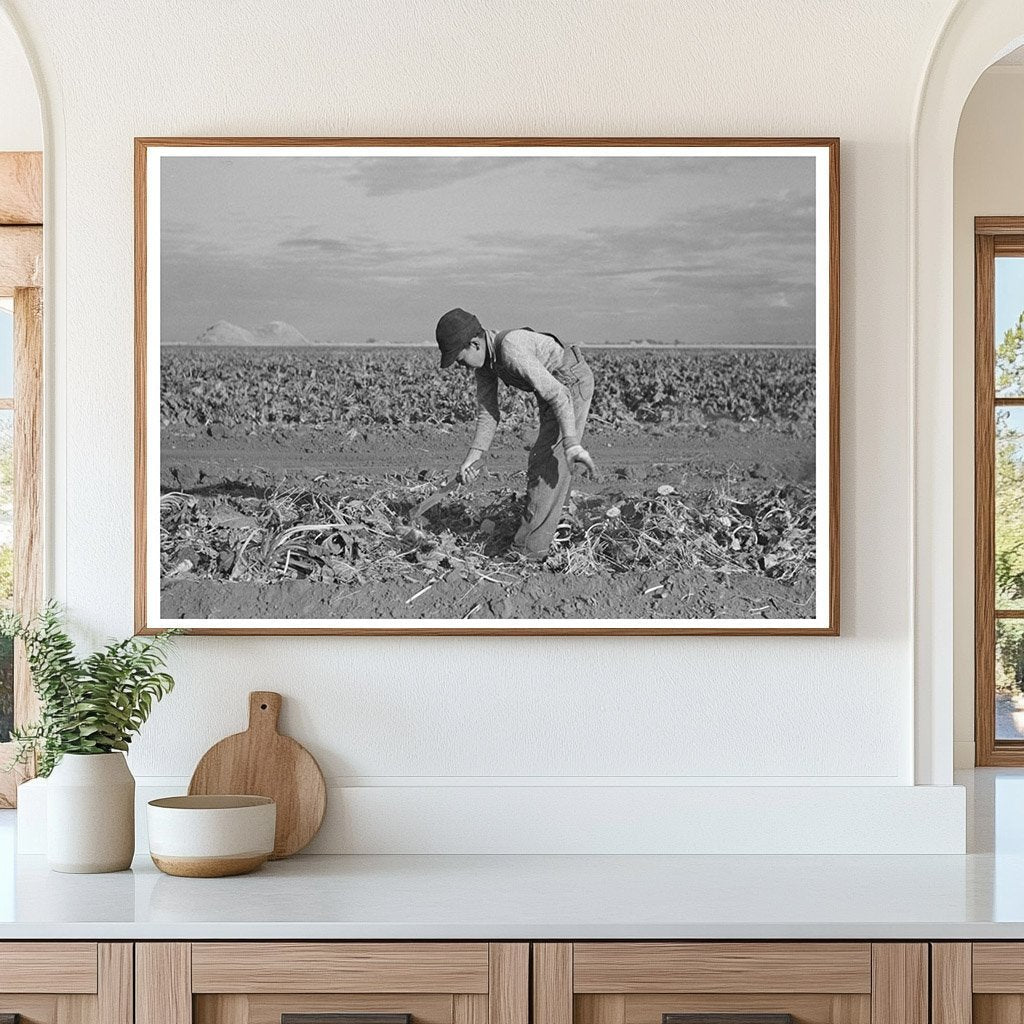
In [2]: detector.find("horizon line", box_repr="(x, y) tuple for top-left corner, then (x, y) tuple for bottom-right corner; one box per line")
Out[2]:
(163, 340), (817, 350)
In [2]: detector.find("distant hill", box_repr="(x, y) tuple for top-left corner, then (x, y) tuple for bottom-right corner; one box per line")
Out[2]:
(185, 320), (319, 347)
(194, 321), (256, 346)
(254, 321), (312, 346)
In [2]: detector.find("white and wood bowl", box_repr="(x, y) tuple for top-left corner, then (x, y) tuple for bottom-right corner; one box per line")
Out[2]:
(147, 795), (276, 877)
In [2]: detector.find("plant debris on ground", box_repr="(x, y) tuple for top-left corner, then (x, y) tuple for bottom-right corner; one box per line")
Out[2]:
(161, 476), (815, 610)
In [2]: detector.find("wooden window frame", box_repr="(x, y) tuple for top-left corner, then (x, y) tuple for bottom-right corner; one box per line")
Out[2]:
(0, 151), (43, 806)
(975, 217), (1024, 765)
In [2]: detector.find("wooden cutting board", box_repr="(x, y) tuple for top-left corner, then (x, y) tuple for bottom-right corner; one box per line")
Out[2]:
(188, 691), (326, 859)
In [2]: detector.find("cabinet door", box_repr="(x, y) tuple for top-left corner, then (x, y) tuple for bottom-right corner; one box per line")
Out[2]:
(137, 943), (528, 1024)
(0, 943), (131, 1024)
(940, 943), (1024, 1024)
(534, 944), (928, 1024)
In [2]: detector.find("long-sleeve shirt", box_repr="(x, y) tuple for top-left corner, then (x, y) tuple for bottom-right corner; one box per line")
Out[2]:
(470, 328), (579, 453)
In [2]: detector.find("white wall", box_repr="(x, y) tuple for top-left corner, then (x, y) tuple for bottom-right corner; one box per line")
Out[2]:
(2, 0), (972, 852)
(952, 66), (1024, 767)
(0, 11), (39, 151)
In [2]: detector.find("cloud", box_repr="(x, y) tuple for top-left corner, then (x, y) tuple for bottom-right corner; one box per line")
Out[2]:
(295, 156), (522, 197)
(568, 155), (777, 189)
(460, 193), (816, 295)
(278, 236), (357, 255)
(274, 233), (455, 281)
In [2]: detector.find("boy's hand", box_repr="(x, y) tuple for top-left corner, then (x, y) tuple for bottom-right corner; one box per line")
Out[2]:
(566, 444), (596, 476)
(457, 452), (483, 483)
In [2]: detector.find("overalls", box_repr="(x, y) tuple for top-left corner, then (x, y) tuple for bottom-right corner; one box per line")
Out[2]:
(492, 330), (595, 557)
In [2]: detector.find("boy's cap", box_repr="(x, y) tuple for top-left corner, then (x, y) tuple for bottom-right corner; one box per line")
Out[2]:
(436, 308), (482, 367)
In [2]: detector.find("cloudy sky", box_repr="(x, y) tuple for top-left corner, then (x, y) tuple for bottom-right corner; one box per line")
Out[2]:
(160, 151), (817, 347)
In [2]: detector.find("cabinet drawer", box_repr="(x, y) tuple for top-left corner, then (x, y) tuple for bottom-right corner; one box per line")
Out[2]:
(534, 944), (926, 1024)
(139, 943), (528, 1024)
(570, 943), (872, 1024)
(572, 944), (872, 994)
(191, 944), (490, 993)
(0, 942), (98, 993)
(973, 944), (1024, 992)
(0, 943), (130, 1024)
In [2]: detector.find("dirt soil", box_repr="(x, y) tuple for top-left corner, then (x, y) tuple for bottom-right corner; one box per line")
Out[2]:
(161, 421), (816, 493)
(160, 421), (817, 622)
(164, 569), (810, 622)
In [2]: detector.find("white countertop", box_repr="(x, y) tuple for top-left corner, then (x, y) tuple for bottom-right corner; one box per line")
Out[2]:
(1, 769), (1022, 941)
(0, 849), (1020, 940)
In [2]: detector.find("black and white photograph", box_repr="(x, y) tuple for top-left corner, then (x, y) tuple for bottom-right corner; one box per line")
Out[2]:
(137, 139), (838, 634)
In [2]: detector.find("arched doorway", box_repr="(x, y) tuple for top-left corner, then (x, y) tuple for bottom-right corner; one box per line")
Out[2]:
(914, 1), (1024, 785)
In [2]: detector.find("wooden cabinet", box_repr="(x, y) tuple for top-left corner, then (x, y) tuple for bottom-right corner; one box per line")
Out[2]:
(136, 944), (528, 1024)
(532, 944), (928, 1024)
(0, 943), (131, 1024)
(0, 938), (964, 1024)
(932, 943), (1024, 1024)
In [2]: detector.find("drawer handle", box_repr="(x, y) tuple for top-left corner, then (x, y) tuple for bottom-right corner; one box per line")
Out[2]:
(283, 1016), (411, 1024)
(664, 1016), (795, 1024)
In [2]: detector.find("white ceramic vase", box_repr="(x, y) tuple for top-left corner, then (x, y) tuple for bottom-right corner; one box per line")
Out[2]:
(46, 752), (135, 873)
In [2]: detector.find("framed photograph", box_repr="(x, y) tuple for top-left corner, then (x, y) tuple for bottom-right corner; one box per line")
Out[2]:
(135, 137), (839, 636)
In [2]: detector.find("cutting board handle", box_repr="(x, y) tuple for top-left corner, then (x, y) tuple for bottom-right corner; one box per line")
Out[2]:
(248, 691), (282, 734)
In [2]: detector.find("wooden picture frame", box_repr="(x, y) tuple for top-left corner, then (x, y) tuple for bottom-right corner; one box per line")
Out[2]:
(135, 137), (840, 636)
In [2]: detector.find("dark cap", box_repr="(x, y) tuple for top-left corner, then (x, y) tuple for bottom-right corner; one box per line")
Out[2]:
(435, 308), (482, 368)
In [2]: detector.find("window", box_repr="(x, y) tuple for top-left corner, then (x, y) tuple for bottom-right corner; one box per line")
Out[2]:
(0, 149), (43, 806)
(0, 287), (42, 805)
(0, 288), (41, 803)
(0, 303), (12, 745)
(975, 219), (1024, 764)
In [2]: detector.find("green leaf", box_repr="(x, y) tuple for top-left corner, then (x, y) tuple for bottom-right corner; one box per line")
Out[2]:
(2, 603), (179, 777)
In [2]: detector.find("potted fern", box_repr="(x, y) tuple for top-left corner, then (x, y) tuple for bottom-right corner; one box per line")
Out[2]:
(2, 604), (178, 873)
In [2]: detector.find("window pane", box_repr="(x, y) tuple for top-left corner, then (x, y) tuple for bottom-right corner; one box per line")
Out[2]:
(996, 256), (1024, 397)
(998, 620), (1024, 740)
(0, 305), (12, 398)
(0, 410), (12, 742)
(997, 407), (1024, 609)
